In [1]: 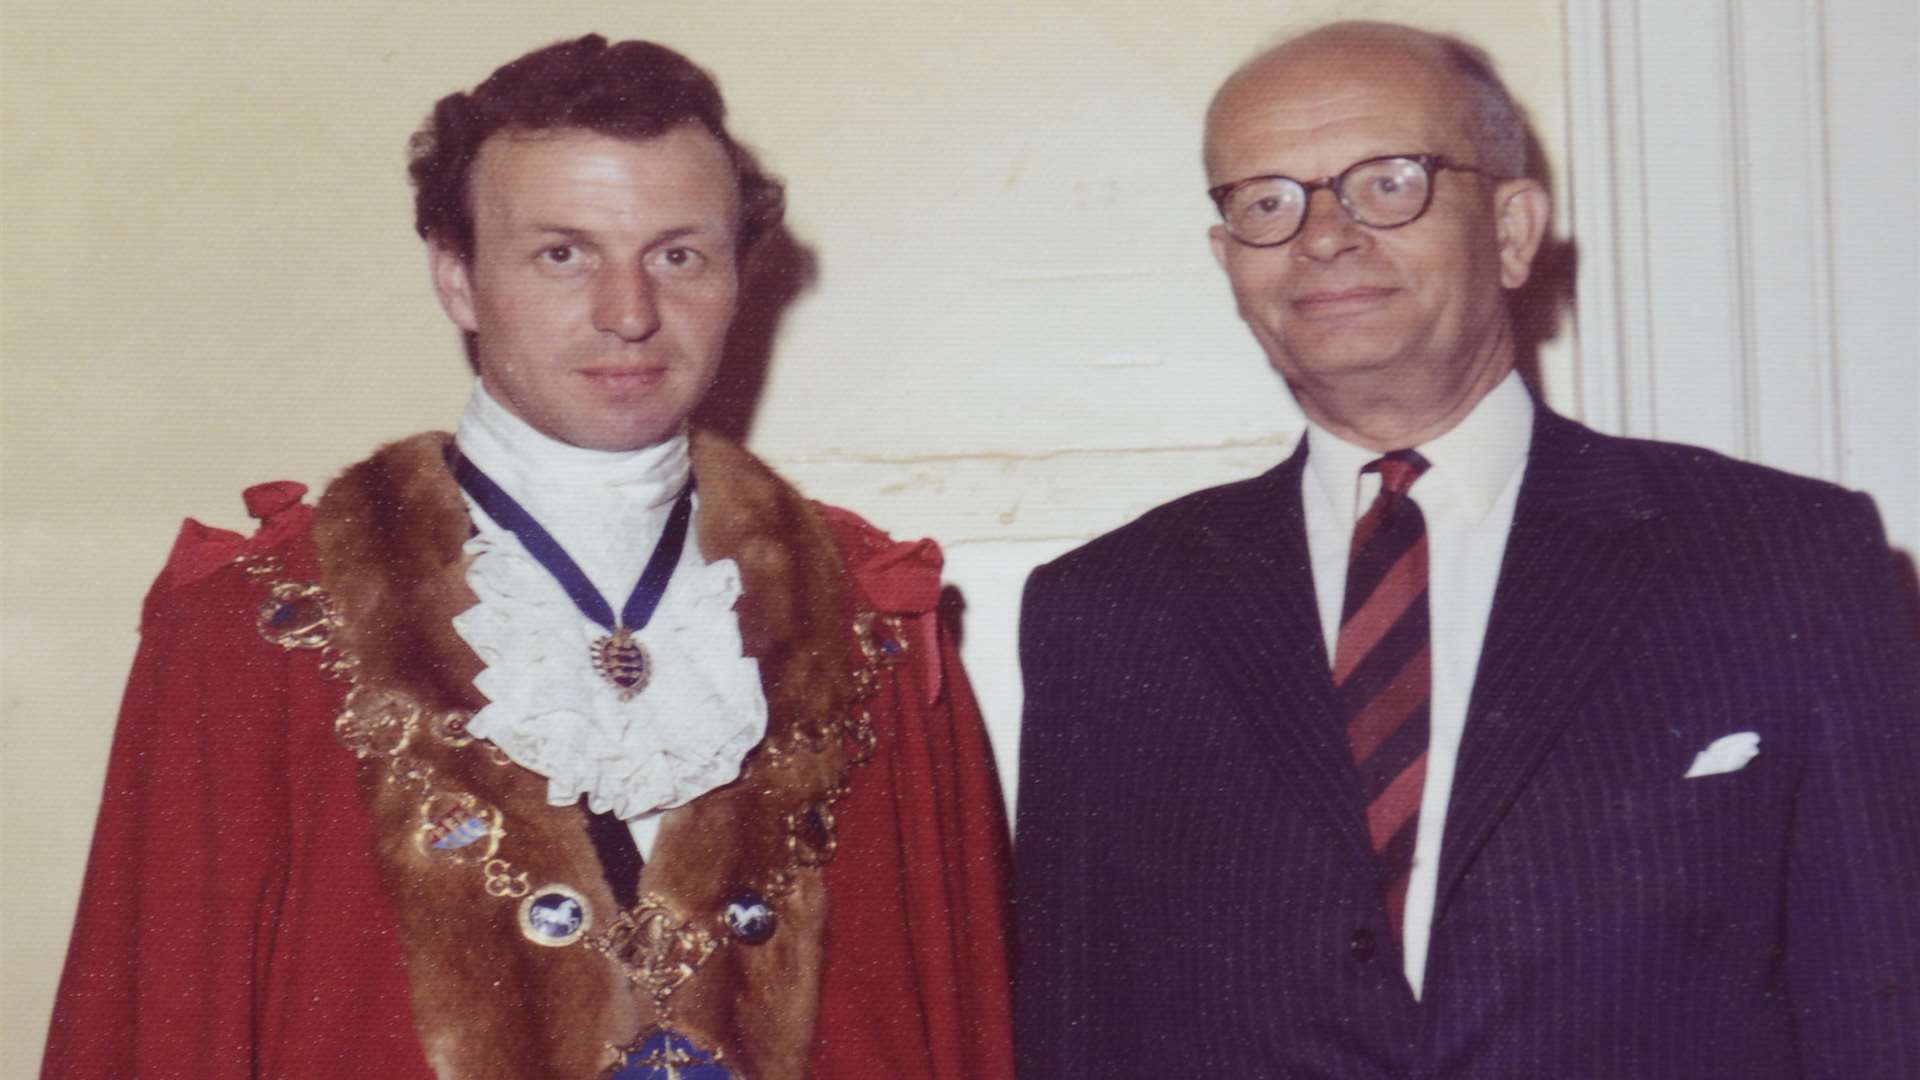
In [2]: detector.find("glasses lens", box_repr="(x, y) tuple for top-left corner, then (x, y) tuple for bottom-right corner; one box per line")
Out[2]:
(1222, 177), (1307, 246)
(1340, 158), (1432, 227)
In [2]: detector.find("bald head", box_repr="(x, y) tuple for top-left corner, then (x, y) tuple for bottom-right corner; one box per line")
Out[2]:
(1198, 20), (1552, 451)
(1205, 22), (1528, 184)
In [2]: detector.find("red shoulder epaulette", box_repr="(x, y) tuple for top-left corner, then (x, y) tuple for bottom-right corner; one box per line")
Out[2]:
(815, 502), (948, 703)
(152, 480), (314, 595)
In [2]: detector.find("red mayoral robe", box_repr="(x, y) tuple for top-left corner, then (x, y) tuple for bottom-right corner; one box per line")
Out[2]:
(44, 431), (1015, 1080)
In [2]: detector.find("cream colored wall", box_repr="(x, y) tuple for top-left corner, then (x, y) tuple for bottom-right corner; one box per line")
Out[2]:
(0, 2), (1566, 1069)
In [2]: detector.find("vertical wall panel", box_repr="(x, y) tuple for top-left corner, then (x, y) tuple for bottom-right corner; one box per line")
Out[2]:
(1566, 0), (1651, 436)
(1734, 0), (1839, 481)
(1635, 2), (1748, 453)
(1826, 0), (1920, 551)
(1567, 0), (1916, 557)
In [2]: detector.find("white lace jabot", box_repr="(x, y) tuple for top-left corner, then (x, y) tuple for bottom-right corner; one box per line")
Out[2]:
(449, 383), (768, 820)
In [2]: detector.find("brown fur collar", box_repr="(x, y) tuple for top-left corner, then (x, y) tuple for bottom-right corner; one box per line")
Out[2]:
(309, 429), (859, 1079)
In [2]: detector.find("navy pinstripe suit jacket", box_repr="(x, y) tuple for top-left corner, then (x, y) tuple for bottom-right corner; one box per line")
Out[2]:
(1014, 407), (1920, 1079)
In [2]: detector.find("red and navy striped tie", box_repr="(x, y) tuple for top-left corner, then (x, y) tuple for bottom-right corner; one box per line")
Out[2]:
(1332, 450), (1431, 939)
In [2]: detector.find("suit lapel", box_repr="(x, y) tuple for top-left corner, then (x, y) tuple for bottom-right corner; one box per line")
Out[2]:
(1433, 410), (1667, 919)
(1190, 440), (1377, 866)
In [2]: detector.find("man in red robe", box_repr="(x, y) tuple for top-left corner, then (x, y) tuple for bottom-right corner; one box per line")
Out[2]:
(45, 35), (1014, 1080)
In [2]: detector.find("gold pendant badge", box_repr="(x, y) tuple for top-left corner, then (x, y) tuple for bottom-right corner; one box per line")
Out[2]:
(591, 628), (651, 700)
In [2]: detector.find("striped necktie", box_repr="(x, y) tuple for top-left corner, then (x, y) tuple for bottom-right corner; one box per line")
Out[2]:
(1331, 449), (1431, 939)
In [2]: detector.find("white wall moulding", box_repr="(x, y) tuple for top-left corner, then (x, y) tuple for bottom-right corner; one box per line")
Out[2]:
(1565, 0), (1652, 438)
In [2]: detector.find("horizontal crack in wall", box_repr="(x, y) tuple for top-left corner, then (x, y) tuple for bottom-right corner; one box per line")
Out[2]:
(778, 432), (1292, 468)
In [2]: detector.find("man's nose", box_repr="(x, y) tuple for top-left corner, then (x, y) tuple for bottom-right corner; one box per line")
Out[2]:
(1292, 187), (1368, 262)
(592, 264), (662, 342)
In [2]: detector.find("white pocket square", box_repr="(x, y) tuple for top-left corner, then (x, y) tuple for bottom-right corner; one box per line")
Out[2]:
(1684, 732), (1761, 779)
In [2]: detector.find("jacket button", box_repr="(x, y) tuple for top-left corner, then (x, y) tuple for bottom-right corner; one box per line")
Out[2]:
(1350, 928), (1377, 962)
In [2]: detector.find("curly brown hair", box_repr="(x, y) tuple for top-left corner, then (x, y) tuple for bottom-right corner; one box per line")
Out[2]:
(408, 35), (784, 261)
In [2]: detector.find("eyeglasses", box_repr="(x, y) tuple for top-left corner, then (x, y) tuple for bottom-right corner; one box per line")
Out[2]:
(1208, 154), (1493, 248)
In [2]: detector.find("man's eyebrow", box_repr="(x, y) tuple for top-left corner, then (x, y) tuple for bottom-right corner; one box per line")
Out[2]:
(523, 223), (728, 244)
(647, 223), (729, 245)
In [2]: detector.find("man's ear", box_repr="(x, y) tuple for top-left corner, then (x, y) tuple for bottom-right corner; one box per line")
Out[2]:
(1209, 223), (1231, 272)
(428, 242), (480, 333)
(1493, 178), (1551, 290)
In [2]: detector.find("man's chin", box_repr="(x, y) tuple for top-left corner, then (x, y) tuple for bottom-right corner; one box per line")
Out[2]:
(1270, 344), (1407, 385)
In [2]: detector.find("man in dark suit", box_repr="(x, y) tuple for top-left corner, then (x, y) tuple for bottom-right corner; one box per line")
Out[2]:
(1014, 21), (1919, 1078)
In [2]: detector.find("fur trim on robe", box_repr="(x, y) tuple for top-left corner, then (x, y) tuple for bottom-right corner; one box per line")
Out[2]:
(307, 429), (864, 1080)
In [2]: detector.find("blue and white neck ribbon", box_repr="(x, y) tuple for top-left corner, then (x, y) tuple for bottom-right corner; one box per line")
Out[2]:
(454, 452), (693, 700)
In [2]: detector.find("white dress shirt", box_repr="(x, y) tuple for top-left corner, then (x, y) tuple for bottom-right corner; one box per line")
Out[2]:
(1300, 371), (1533, 998)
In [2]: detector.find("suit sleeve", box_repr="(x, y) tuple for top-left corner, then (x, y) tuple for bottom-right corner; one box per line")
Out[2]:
(1785, 492), (1920, 1076)
(1012, 561), (1132, 1079)
(809, 538), (1017, 1080)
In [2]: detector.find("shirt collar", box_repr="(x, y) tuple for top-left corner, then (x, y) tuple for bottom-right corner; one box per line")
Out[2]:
(454, 380), (692, 511)
(1302, 369), (1533, 526)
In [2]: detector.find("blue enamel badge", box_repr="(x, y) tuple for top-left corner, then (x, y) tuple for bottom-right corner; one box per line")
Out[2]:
(611, 1029), (734, 1079)
(721, 892), (776, 945)
(517, 885), (591, 947)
